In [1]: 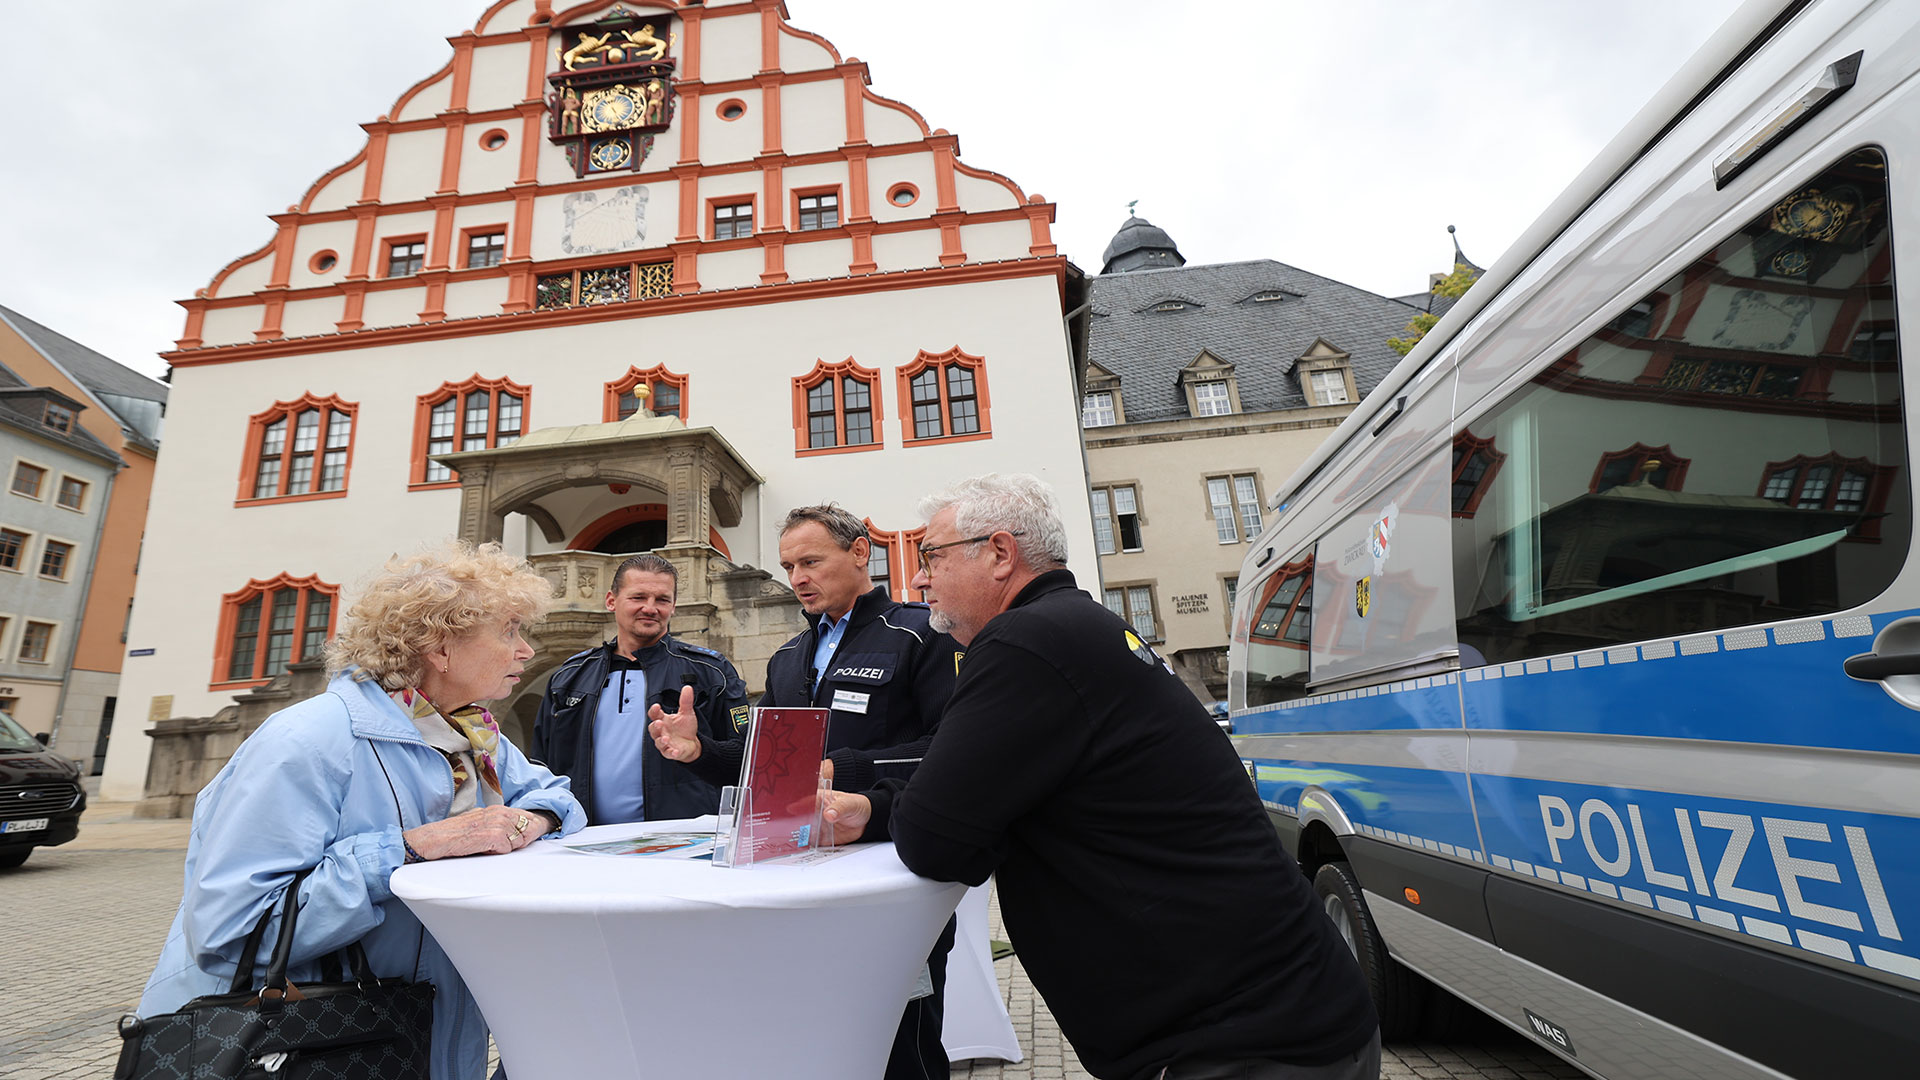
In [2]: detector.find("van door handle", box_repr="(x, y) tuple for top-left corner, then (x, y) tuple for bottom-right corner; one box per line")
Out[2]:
(1843, 651), (1920, 681)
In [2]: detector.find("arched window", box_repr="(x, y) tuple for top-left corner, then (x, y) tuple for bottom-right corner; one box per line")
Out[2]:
(212, 573), (339, 688)
(896, 347), (991, 446)
(862, 520), (929, 601)
(1591, 443), (1689, 494)
(1451, 430), (1505, 517)
(604, 365), (689, 422)
(792, 358), (882, 455)
(413, 375), (530, 487)
(1759, 453), (1897, 539)
(238, 394), (357, 504)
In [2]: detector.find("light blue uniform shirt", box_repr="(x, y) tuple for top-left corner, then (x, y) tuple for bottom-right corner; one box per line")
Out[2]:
(811, 610), (852, 696)
(592, 666), (650, 823)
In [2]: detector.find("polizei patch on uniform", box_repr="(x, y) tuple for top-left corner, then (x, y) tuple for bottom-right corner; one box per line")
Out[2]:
(730, 705), (749, 732)
(1356, 576), (1371, 618)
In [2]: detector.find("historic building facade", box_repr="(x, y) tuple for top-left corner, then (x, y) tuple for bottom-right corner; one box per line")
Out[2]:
(103, 0), (1095, 802)
(1080, 217), (1420, 701)
(0, 307), (166, 773)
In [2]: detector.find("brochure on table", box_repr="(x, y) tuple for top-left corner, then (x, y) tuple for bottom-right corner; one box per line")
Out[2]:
(717, 706), (830, 867)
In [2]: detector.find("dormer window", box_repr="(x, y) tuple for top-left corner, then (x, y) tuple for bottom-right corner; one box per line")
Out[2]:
(1295, 339), (1358, 408)
(1082, 362), (1125, 429)
(1250, 291), (1289, 303)
(1179, 351), (1239, 418)
(1154, 301), (1186, 312)
(42, 402), (73, 433)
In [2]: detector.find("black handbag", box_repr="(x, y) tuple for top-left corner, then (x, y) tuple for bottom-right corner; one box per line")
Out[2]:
(115, 869), (435, 1080)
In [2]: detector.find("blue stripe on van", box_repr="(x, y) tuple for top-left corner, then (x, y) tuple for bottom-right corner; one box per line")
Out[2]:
(1457, 613), (1920, 756)
(1253, 760), (1480, 866)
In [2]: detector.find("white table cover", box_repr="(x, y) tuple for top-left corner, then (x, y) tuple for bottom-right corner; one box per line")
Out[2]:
(942, 883), (1023, 1063)
(393, 819), (966, 1080)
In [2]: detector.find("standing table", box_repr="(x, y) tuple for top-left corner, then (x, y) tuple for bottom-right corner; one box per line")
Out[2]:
(393, 819), (966, 1080)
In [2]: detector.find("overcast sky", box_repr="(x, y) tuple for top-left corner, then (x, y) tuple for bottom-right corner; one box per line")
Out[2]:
(0, 0), (1746, 380)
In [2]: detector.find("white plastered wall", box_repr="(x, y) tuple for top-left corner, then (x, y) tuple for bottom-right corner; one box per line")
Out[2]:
(104, 271), (1089, 800)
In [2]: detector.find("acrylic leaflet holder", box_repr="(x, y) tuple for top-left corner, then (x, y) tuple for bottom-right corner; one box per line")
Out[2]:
(714, 706), (831, 867)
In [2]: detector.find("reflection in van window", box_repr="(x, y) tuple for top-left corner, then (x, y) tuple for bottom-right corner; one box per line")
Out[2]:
(1238, 549), (1314, 704)
(1454, 148), (1907, 665)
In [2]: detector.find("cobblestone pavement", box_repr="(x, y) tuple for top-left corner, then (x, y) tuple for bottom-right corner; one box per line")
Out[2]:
(6, 799), (1581, 1080)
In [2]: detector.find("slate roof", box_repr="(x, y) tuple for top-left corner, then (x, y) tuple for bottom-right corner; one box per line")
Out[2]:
(1086, 259), (1422, 423)
(0, 305), (168, 451)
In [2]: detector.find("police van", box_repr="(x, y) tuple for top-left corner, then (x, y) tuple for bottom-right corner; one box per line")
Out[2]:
(1226, 1), (1920, 1075)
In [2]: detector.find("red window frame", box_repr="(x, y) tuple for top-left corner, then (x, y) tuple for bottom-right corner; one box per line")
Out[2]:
(412, 375), (531, 489)
(792, 358), (883, 456)
(1451, 431), (1505, 518)
(896, 347), (992, 447)
(1590, 442), (1690, 494)
(604, 365), (690, 422)
(237, 394), (358, 505)
(211, 573), (340, 690)
(1758, 453), (1898, 540)
(384, 235), (428, 278)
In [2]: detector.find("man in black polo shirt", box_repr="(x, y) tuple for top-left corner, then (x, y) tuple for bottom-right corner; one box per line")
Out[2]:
(821, 474), (1380, 1080)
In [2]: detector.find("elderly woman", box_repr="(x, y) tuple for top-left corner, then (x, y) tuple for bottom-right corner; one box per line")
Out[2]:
(139, 541), (586, 1080)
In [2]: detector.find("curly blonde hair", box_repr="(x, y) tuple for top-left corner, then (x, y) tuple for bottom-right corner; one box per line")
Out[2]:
(326, 540), (553, 688)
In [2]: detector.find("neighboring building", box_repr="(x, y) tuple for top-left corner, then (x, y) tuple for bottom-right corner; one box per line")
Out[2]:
(0, 307), (166, 774)
(104, 0), (1096, 803)
(1080, 216), (1418, 700)
(0, 363), (123, 756)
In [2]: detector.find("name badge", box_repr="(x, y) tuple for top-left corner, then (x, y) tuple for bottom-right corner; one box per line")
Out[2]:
(832, 689), (871, 714)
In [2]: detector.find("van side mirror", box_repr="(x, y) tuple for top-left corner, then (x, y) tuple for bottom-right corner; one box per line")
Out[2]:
(33, 732), (49, 747)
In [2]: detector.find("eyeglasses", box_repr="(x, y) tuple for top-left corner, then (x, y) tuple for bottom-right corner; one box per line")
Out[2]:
(916, 531), (1025, 575)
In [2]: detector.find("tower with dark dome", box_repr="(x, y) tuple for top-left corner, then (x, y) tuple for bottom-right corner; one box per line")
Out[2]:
(1100, 214), (1186, 274)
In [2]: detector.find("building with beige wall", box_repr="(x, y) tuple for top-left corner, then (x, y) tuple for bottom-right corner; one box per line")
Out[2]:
(102, 0), (1097, 802)
(0, 307), (166, 773)
(1080, 217), (1417, 701)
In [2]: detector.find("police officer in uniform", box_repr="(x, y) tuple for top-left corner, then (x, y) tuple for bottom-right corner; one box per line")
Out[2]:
(650, 504), (961, 1080)
(532, 552), (748, 824)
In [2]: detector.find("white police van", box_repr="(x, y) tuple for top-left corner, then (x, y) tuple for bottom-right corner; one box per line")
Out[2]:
(1227, 1), (1920, 1075)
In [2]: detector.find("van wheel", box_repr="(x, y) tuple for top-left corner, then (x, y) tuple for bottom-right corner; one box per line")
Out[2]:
(1313, 860), (1425, 1040)
(0, 850), (28, 870)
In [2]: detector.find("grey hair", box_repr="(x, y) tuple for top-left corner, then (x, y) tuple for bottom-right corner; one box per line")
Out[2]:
(917, 474), (1068, 573)
(612, 553), (677, 595)
(780, 504), (869, 550)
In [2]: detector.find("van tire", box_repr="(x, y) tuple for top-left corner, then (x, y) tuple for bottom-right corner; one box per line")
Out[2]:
(1313, 860), (1425, 1040)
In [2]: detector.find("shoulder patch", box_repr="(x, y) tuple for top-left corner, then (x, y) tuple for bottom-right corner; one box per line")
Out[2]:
(730, 705), (750, 732)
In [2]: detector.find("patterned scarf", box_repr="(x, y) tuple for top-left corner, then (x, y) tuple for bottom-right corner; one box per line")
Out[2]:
(390, 686), (502, 794)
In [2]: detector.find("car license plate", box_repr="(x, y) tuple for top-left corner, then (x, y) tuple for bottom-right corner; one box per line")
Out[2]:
(1, 818), (49, 832)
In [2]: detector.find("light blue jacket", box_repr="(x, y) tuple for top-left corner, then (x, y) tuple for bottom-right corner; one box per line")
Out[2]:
(139, 672), (586, 1080)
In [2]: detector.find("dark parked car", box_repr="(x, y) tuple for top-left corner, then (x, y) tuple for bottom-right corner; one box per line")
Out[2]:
(0, 712), (84, 868)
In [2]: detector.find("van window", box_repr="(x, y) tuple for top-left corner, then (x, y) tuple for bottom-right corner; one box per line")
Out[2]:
(1454, 148), (1906, 665)
(1238, 546), (1315, 704)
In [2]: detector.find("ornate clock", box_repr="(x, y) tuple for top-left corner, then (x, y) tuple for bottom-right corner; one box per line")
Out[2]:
(547, 7), (677, 178)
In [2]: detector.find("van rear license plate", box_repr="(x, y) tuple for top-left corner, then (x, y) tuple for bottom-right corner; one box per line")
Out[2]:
(1, 818), (49, 832)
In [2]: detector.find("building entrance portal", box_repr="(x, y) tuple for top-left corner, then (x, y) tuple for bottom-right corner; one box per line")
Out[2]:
(595, 519), (667, 554)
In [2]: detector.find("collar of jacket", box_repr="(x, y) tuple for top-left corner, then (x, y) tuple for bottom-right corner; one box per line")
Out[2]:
(809, 586), (895, 637)
(1006, 568), (1079, 612)
(610, 634), (675, 667)
(333, 670), (436, 744)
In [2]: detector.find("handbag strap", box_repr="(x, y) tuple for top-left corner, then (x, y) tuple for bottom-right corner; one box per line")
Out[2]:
(258, 867), (312, 998)
(228, 867), (312, 996)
